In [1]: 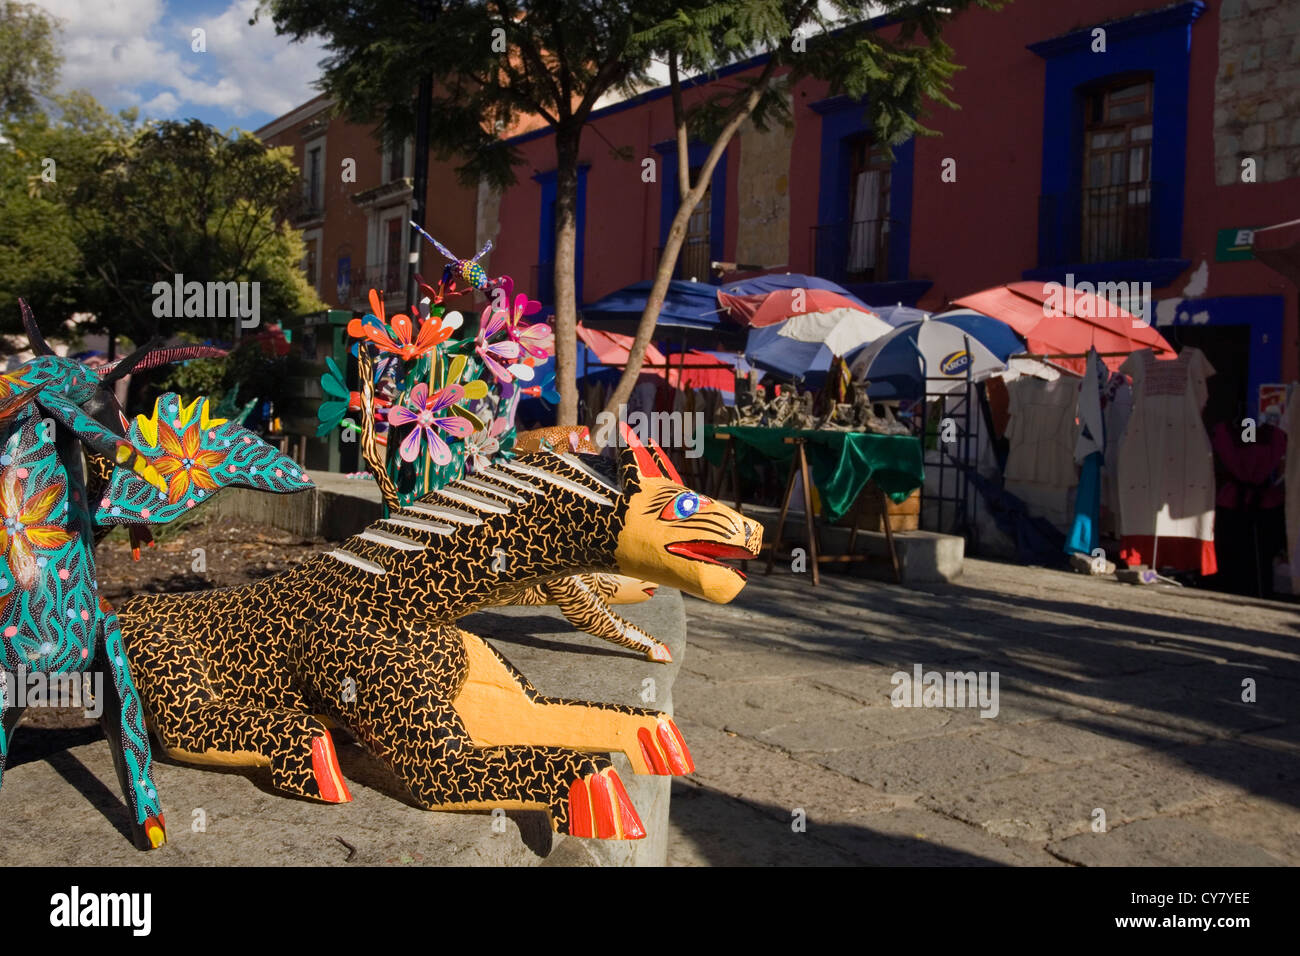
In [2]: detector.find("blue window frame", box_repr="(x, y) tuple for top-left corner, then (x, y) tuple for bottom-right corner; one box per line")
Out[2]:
(534, 165), (589, 307)
(810, 95), (924, 304)
(1026, 1), (1205, 287)
(654, 141), (727, 284)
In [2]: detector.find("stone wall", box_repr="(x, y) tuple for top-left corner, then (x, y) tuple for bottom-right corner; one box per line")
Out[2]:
(1214, 0), (1300, 184)
(734, 89), (795, 267)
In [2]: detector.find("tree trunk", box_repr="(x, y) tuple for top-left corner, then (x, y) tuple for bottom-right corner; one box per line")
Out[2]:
(602, 88), (761, 416)
(552, 124), (582, 426)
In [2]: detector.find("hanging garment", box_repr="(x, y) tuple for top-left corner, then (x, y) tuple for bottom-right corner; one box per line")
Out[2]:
(1004, 375), (1080, 530)
(1075, 348), (1107, 463)
(1116, 347), (1217, 575)
(1066, 349), (1107, 558)
(1211, 421), (1286, 596)
(1066, 451), (1103, 556)
(1100, 371), (1133, 536)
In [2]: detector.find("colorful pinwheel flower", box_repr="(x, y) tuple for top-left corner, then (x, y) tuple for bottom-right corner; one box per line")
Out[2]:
(316, 355), (396, 437)
(316, 357), (352, 437)
(347, 289), (462, 361)
(386, 382), (473, 465)
(462, 416), (510, 474)
(495, 276), (552, 361)
(521, 368), (560, 406)
(475, 307), (534, 384)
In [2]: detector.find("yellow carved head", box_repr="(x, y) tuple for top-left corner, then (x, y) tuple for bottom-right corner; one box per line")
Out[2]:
(612, 433), (761, 605)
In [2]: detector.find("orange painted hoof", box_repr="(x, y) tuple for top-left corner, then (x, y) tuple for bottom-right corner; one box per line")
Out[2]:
(656, 720), (694, 775)
(568, 778), (593, 837)
(646, 643), (673, 663)
(567, 771), (645, 840)
(143, 814), (166, 849)
(606, 772), (646, 839)
(310, 733), (353, 803)
(638, 727), (670, 775)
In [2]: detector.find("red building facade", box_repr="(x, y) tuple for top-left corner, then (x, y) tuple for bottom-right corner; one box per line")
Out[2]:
(262, 0), (1300, 418)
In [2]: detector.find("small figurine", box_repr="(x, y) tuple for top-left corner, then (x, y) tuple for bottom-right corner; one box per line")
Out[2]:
(410, 221), (498, 299)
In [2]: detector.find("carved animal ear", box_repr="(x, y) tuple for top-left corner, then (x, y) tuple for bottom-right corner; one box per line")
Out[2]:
(617, 445), (645, 491)
(618, 421), (661, 478)
(93, 392), (313, 528)
(646, 438), (682, 484)
(616, 421), (683, 484)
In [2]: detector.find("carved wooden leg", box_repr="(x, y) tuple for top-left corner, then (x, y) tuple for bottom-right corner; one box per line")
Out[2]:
(544, 578), (672, 662)
(411, 745), (643, 838)
(302, 625), (645, 838)
(452, 630), (694, 777)
(97, 606), (167, 850)
(125, 628), (349, 803)
(0, 702), (19, 794)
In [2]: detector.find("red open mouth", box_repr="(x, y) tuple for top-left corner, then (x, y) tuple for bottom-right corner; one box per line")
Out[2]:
(665, 541), (754, 578)
(642, 586), (658, 598)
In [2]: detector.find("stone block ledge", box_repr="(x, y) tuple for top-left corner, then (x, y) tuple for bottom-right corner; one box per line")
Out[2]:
(744, 504), (965, 585)
(0, 591), (686, 866)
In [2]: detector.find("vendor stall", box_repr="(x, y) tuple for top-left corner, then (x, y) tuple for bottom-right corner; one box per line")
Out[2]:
(703, 425), (924, 585)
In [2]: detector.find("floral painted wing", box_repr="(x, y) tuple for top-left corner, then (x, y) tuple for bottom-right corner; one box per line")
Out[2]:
(0, 416), (96, 673)
(94, 393), (314, 528)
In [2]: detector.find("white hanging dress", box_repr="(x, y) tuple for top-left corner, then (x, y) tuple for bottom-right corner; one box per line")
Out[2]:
(1116, 347), (1217, 575)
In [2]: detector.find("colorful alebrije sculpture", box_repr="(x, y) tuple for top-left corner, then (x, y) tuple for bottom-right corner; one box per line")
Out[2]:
(410, 222), (500, 298)
(115, 431), (761, 839)
(321, 284), (676, 662)
(0, 300), (314, 850)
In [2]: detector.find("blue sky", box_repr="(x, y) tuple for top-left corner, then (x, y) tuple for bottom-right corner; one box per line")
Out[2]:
(38, 0), (328, 133)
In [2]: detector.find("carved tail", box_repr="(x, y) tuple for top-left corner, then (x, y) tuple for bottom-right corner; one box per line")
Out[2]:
(357, 347), (400, 510)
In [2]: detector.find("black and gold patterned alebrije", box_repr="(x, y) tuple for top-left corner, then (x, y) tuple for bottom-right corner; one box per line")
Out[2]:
(118, 446), (761, 839)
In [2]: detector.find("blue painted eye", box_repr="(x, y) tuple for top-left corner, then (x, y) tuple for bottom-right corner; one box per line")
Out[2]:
(660, 491), (707, 521)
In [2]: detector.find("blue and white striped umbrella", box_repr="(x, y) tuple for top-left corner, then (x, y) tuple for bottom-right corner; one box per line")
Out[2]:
(847, 309), (1024, 398)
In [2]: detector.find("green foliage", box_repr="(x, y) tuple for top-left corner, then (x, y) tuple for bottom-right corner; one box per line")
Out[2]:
(161, 327), (307, 422)
(1, 4), (323, 349)
(73, 119), (326, 343)
(636, 0), (1005, 153)
(0, 92), (136, 335)
(0, 0), (60, 124)
(259, 0), (672, 189)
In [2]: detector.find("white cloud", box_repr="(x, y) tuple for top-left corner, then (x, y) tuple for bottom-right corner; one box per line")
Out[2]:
(140, 90), (180, 114)
(37, 0), (326, 125)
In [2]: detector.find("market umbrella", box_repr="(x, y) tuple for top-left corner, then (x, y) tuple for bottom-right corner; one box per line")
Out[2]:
(576, 323), (669, 368)
(666, 352), (735, 397)
(869, 303), (931, 327)
(743, 300), (892, 384)
(580, 279), (744, 347)
(576, 325), (733, 395)
(718, 272), (871, 311)
(952, 281), (1174, 373)
(718, 288), (882, 333)
(847, 310), (1022, 398)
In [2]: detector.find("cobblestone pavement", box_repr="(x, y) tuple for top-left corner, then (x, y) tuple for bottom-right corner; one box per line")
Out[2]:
(668, 559), (1300, 866)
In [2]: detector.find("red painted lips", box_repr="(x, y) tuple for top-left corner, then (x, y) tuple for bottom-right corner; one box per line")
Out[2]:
(665, 540), (754, 577)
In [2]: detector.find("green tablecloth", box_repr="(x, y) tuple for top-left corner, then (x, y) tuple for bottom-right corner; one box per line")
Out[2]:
(703, 426), (925, 523)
